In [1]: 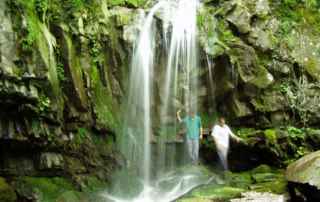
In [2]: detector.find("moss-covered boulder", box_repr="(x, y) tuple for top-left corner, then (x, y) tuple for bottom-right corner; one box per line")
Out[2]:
(13, 176), (91, 202)
(286, 151), (320, 189)
(229, 42), (274, 89)
(0, 177), (17, 202)
(286, 151), (320, 201)
(179, 165), (287, 202)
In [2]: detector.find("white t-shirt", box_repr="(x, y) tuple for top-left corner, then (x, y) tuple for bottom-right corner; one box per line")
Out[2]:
(211, 124), (232, 148)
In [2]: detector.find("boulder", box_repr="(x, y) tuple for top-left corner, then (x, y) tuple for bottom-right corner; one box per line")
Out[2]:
(39, 152), (64, 170)
(229, 42), (274, 89)
(288, 29), (320, 81)
(226, 1), (251, 34)
(286, 151), (320, 201)
(0, 0), (18, 77)
(228, 94), (252, 118)
(286, 151), (320, 188)
(250, 90), (288, 112)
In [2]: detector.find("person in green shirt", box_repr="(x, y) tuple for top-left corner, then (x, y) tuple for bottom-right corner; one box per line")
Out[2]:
(177, 109), (203, 165)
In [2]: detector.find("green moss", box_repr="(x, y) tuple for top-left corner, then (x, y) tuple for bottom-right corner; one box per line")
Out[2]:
(251, 164), (273, 174)
(17, 0), (61, 96)
(90, 65), (118, 131)
(15, 177), (77, 202)
(250, 179), (287, 194)
(177, 198), (212, 202)
(191, 185), (244, 200)
(305, 57), (320, 80)
(0, 177), (17, 202)
(92, 134), (113, 154)
(55, 191), (85, 202)
(225, 171), (253, 189)
(180, 166), (288, 202)
(198, 6), (238, 57)
(81, 176), (107, 193)
(73, 127), (89, 145)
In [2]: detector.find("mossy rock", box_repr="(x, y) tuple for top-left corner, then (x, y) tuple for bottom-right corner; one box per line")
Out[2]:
(286, 150), (320, 189)
(0, 177), (17, 202)
(224, 171), (253, 189)
(177, 198), (213, 202)
(229, 42), (273, 89)
(14, 177), (77, 202)
(252, 172), (283, 183)
(81, 176), (107, 193)
(250, 179), (287, 194)
(56, 191), (88, 202)
(191, 185), (244, 200)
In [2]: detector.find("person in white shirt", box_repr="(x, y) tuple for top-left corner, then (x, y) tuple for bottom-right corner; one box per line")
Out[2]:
(211, 117), (241, 170)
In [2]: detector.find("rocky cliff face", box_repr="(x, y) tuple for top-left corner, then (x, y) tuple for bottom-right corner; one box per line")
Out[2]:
(0, 0), (140, 200)
(198, 0), (320, 128)
(0, 0), (319, 201)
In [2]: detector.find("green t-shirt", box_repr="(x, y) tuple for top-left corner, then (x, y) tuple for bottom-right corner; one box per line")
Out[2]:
(183, 115), (201, 139)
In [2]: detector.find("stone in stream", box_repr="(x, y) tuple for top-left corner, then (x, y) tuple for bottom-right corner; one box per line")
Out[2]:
(231, 191), (287, 202)
(286, 150), (320, 201)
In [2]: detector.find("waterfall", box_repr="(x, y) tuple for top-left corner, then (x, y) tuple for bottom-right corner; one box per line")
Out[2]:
(122, 1), (165, 185)
(103, 0), (211, 201)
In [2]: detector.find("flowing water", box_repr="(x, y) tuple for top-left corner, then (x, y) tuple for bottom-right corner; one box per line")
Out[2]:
(103, 0), (211, 201)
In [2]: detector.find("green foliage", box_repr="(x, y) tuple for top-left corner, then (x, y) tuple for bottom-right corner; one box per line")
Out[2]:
(35, 0), (48, 21)
(89, 39), (102, 63)
(200, 113), (217, 128)
(278, 83), (290, 94)
(56, 63), (66, 82)
(264, 129), (277, 144)
(0, 177), (17, 202)
(71, 0), (84, 9)
(107, 0), (146, 7)
(287, 126), (305, 140)
(273, 0), (320, 35)
(38, 94), (51, 112)
(294, 146), (309, 158)
(21, 16), (40, 51)
(16, 0), (41, 51)
(236, 128), (258, 139)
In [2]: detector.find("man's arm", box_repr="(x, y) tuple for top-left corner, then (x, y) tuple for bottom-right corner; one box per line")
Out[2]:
(199, 117), (203, 139)
(177, 110), (182, 123)
(229, 128), (241, 142)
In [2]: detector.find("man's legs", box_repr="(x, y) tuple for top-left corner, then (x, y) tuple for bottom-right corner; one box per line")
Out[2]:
(192, 139), (199, 164)
(188, 139), (199, 164)
(187, 138), (193, 163)
(217, 144), (228, 170)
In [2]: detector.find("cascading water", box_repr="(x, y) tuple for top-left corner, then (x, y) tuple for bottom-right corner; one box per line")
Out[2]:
(103, 0), (212, 201)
